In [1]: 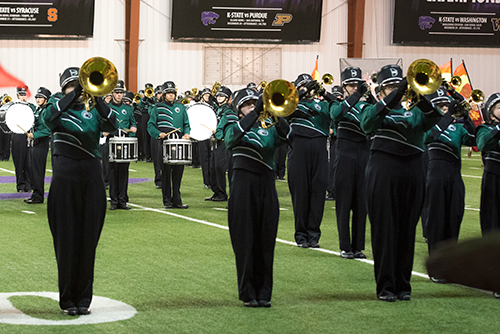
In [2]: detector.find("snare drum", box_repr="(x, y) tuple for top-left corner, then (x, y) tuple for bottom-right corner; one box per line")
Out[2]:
(162, 138), (192, 165)
(0, 102), (34, 134)
(109, 137), (138, 162)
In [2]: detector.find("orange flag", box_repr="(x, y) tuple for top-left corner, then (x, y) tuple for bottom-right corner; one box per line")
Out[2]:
(311, 55), (320, 82)
(439, 60), (452, 84)
(0, 63), (30, 97)
(453, 62), (472, 99)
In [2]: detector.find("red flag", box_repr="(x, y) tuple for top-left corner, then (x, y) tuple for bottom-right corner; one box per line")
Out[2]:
(0, 63), (30, 97)
(311, 55), (320, 82)
(439, 60), (452, 83)
(453, 62), (472, 99)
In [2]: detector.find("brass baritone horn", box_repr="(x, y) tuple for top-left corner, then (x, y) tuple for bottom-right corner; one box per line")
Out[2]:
(145, 87), (154, 99)
(322, 73), (334, 86)
(471, 89), (485, 103)
(404, 59), (442, 110)
(79, 57), (118, 110)
(261, 79), (299, 129)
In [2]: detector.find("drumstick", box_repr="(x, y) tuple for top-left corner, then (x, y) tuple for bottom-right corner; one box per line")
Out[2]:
(165, 127), (181, 136)
(200, 124), (215, 132)
(16, 124), (29, 135)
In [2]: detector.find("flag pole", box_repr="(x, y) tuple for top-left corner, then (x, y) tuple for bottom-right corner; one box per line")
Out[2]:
(462, 60), (473, 90)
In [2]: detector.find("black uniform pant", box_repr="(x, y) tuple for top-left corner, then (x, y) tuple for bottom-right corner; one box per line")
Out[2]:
(209, 141), (228, 199)
(134, 113), (143, 160)
(109, 161), (130, 206)
(366, 151), (424, 297)
(141, 112), (152, 160)
(480, 170), (500, 234)
(198, 139), (211, 186)
(0, 131), (10, 160)
(28, 137), (49, 202)
(423, 158), (464, 254)
(288, 135), (328, 245)
(152, 137), (162, 187)
(48, 155), (106, 310)
(100, 140), (110, 187)
(12, 133), (31, 192)
(326, 136), (337, 198)
(191, 141), (200, 167)
(162, 163), (185, 206)
(228, 168), (279, 302)
(333, 138), (368, 252)
(274, 143), (287, 179)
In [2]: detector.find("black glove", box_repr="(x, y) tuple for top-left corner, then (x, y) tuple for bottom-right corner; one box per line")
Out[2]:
(397, 77), (408, 95)
(431, 112), (454, 140)
(50, 82), (84, 122)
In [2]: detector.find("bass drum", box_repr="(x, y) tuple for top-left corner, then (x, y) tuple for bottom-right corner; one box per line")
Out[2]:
(0, 102), (34, 134)
(186, 103), (217, 141)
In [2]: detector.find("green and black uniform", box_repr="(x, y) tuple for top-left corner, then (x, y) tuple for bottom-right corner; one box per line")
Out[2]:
(476, 122), (500, 233)
(360, 91), (441, 299)
(148, 101), (190, 208)
(423, 111), (475, 253)
(287, 97), (333, 246)
(225, 103), (293, 304)
(330, 93), (370, 254)
(27, 102), (51, 202)
(108, 101), (136, 208)
(42, 89), (117, 311)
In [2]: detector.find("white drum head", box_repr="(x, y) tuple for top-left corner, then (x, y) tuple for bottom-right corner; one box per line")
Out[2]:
(4, 102), (34, 134)
(187, 103), (217, 141)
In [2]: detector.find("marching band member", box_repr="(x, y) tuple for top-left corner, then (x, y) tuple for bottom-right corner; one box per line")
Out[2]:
(360, 64), (442, 302)
(12, 86), (35, 193)
(0, 93), (12, 161)
(198, 88), (216, 188)
(151, 85), (164, 188)
(330, 67), (371, 259)
(108, 80), (137, 210)
(422, 87), (475, 265)
(326, 85), (344, 201)
(476, 93), (500, 234)
(225, 88), (293, 308)
(205, 86), (232, 202)
(24, 87), (52, 204)
(148, 81), (191, 209)
(287, 74), (334, 248)
(42, 66), (117, 315)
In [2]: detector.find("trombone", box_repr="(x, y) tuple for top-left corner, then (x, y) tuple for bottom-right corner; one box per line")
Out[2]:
(145, 86), (154, 99)
(404, 59), (442, 110)
(260, 79), (299, 129)
(133, 93), (142, 104)
(79, 57), (118, 110)
(322, 73), (334, 86)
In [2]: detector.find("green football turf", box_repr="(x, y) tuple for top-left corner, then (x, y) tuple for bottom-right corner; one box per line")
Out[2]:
(0, 148), (499, 333)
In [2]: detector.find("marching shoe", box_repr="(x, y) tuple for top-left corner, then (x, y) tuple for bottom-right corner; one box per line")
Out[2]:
(204, 195), (214, 201)
(173, 204), (189, 209)
(325, 194), (335, 201)
(109, 205), (118, 210)
(297, 243), (309, 248)
(24, 198), (43, 204)
(243, 300), (259, 308)
(78, 307), (91, 315)
(309, 242), (320, 248)
(258, 300), (271, 308)
(119, 205), (131, 210)
(211, 195), (227, 202)
(63, 307), (78, 316)
(354, 251), (366, 259)
(397, 294), (411, 301)
(377, 294), (396, 302)
(340, 250), (355, 259)
(164, 204), (173, 209)
(494, 292), (500, 299)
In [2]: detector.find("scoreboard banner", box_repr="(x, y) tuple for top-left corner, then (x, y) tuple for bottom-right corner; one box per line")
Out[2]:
(171, 0), (323, 43)
(0, 0), (95, 38)
(393, 0), (500, 47)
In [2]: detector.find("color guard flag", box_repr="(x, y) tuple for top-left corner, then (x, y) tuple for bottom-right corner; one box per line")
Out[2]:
(453, 61), (472, 99)
(0, 63), (30, 97)
(439, 60), (452, 84)
(311, 55), (320, 82)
